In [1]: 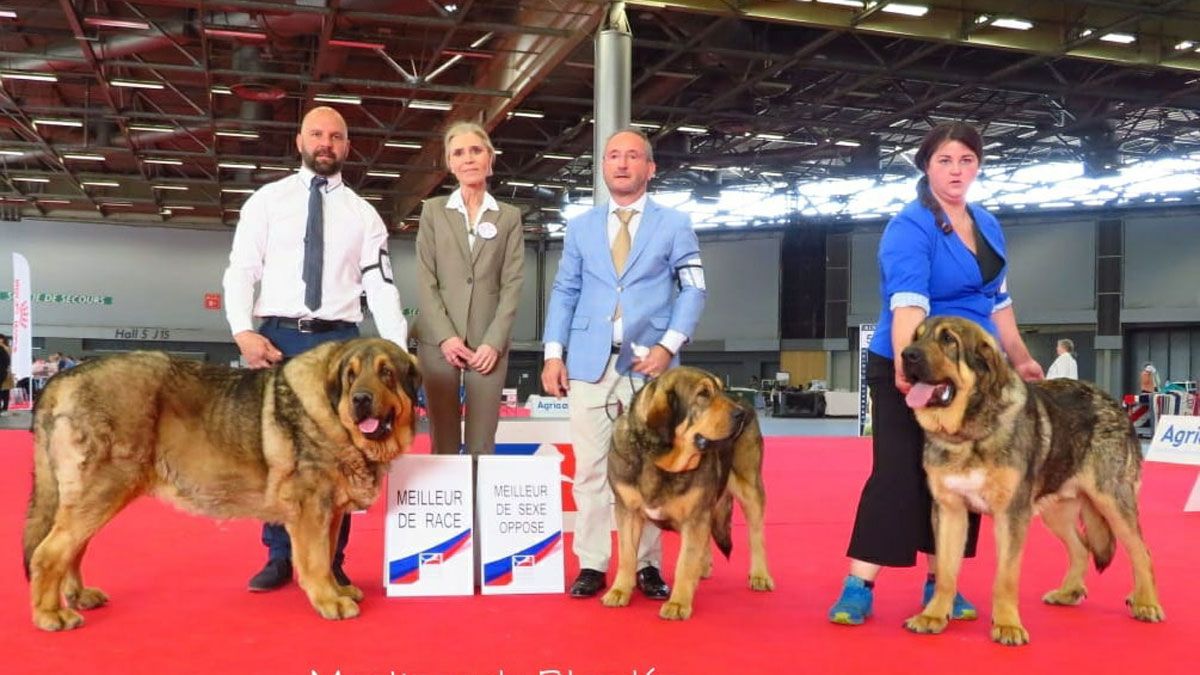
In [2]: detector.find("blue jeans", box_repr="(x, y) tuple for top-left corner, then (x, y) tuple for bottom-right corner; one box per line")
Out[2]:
(258, 319), (359, 565)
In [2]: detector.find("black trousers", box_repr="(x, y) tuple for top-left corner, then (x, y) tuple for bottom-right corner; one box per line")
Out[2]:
(846, 352), (980, 567)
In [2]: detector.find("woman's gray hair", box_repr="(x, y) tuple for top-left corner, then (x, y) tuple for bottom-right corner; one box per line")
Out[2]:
(1058, 338), (1074, 353)
(442, 121), (495, 163)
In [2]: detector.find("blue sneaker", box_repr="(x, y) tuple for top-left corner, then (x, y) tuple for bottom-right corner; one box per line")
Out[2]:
(828, 575), (873, 625)
(922, 579), (978, 620)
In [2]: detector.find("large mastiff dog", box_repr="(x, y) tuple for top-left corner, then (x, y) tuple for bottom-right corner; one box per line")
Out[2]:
(901, 316), (1163, 645)
(23, 338), (419, 631)
(603, 366), (774, 620)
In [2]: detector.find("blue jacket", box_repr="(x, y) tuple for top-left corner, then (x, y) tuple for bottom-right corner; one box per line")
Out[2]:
(543, 198), (706, 383)
(869, 199), (1010, 359)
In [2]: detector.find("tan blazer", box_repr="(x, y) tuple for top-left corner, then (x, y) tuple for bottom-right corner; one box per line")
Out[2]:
(415, 195), (524, 351)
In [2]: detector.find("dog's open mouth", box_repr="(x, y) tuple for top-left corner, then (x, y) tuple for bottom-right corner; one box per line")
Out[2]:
(355, 409), (395, 441)
(905, 381), (955, 409)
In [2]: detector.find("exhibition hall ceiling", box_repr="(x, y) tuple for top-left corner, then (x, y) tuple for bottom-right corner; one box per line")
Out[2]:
(2, 0), (1200, 232)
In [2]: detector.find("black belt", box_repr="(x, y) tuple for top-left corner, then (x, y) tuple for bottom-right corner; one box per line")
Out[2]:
(611, 344), (621, 355)
(263, 316), (356, 334)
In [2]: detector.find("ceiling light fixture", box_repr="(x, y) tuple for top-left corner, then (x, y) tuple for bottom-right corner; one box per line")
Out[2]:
(218, 162), (257, 170)
(32, 118), (83, 128)
(0, 149), (24, 156)
(313, 93), (362, 105)
(0, 9), (16, 19)
(1176, 40), (1196, 51)
(881, 3), (929, 17)
(835, 139), (862, 147)
(366, 171), (401, 178)
(510, 110), (545, 119)
(1100, 32), (1137, 44)
(11, 176), (49, 183)
(0, 70), (58, 82)
(143, 158), (183, 165)
(215, 130), (260, 139)
(991, 18), (1034, 31)
(84, 17), (150, 30)
(755, 133), (786, 141)
(408, 99), (453, 111)
(541, 153), (574, 161)
(816, 0), (864, 7)
(110, 78), (165, 90)
(81, 180), (120, 187)
(220, 188), (255, 194)
(385, 141), (423, 149)
(677, 125), (709, 134)
(505, 180), (534, 187)
(630, 121), (662, 130)
(362, 195), (383, 201)
(260, 165), (293, 172)
(37, 199), (71, 204)
(128, 123), (175, 133)
(63, 153), (105, 161)
(210, 85), (233, 95)
(152, 184), (189, 190)
(690, 164), (719, 172)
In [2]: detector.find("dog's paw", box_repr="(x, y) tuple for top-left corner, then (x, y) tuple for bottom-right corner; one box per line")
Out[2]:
(1042, 586), (1086, 606)
(601, 587), (632, 608)
(336, 583), (364, 601)
(991, 623), (1030, 646)
(749, 572), (775, 592)
(73, 587), (109, 610)
(659, 600), (693, 620)
(313, 596), (360, 621)
(904, 613), (948, 635)
(33, 608), (84, 632)
(1126, 597), (1165, 622)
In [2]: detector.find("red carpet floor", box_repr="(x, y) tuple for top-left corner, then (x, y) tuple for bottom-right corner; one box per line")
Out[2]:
(1, 429), (1197, 674)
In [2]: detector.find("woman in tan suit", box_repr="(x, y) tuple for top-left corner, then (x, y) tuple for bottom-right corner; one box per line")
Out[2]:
(416, 121), (524, 455)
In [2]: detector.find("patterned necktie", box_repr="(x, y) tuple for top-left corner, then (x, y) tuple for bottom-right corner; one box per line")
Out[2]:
(303, 175), (328, 311)
(611, 207), (637, 320)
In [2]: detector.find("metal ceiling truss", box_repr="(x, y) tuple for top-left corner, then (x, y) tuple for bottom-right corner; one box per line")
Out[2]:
(3, 1), (1200, 231)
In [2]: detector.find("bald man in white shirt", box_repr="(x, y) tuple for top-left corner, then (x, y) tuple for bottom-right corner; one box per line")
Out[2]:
(223, 106), (408, 592)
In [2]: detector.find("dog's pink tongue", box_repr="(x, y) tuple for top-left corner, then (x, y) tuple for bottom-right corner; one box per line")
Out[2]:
(906, 383), (938, 409)
(358, 417), (380, 434)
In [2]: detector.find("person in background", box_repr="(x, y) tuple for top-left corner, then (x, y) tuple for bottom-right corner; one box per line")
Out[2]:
(222, 105), (408, 593)
(0, 334), (11, 417)
(415, 121), (524, 456)
(828, 122), (1044, 626)
(1140, 363), (1160, 393)
(541, 127), (707, 600)
(1046, 338), (1078, 380)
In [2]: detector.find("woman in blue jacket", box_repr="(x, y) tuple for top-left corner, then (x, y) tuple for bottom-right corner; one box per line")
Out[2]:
(828, 122), (1044, 625)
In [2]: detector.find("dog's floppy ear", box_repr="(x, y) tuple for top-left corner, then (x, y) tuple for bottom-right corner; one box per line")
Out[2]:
(325, 342), (353, 411)
(637, 377), (676, 438)
(963, 326), (1009, 395)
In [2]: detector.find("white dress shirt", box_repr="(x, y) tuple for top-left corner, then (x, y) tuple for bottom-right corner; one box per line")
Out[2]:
(222, 165), (408, 346)
(1046, 353), (1078, 380)
(445, 187), (499, 250)
(544, 193), (687, 361)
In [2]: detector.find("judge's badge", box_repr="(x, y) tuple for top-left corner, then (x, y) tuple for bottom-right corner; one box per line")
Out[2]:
(475, 221), (498, 240)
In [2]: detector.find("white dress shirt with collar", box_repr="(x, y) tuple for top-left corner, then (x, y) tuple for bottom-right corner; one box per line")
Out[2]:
(543, 193), (688, 361)
(445, 187), (499, 251)
(222, 164), (408, 346)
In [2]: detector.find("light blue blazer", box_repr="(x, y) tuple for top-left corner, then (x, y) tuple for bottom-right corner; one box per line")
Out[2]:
(543, 198), (706, 383)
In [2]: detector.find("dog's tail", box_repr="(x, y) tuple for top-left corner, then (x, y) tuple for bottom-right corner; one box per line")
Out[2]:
(23, 415), (59, 580)
(1080, 497), (1116, 573)
(711, 492), (734, 559)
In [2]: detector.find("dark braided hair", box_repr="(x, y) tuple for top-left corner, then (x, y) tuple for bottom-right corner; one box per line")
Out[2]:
(913, 122), (984, 234)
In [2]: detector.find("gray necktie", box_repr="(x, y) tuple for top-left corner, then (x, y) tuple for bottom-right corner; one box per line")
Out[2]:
(303, 175), (327, 311)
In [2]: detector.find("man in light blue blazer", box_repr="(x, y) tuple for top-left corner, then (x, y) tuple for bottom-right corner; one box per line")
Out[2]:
(541, 128), (706, 599)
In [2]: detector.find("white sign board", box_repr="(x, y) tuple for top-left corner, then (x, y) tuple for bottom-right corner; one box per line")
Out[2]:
(495, 419), (582, 531)
(1145, 415), (1200, 466)
(384, 455), (474, 597)
(525, 395), (570, 418)
(477, 456), (565, 595)
(858, 323), (876, 436)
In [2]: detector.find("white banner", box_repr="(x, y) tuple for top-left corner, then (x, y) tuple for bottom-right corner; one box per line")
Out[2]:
(477, 456), (565, 595)
(384, 455), (474, 597)
(1146, 415), (1200, 466)
(11, 253), (32, 382)
(858, 323), (876, 436)
(494, 419), (585, 531)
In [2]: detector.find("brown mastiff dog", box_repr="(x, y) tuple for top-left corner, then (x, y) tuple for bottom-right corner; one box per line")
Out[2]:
(24, 338), (419, 631)
(603, 366), (774, 620)
(901, 316), (1163, 645)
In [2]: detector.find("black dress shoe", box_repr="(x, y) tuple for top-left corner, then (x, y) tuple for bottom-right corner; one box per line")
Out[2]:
(636, 566), (670, 600)
(248, 559), (293, 592)
(569, 568), (606, 598)
(332, 565), (352, 587)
